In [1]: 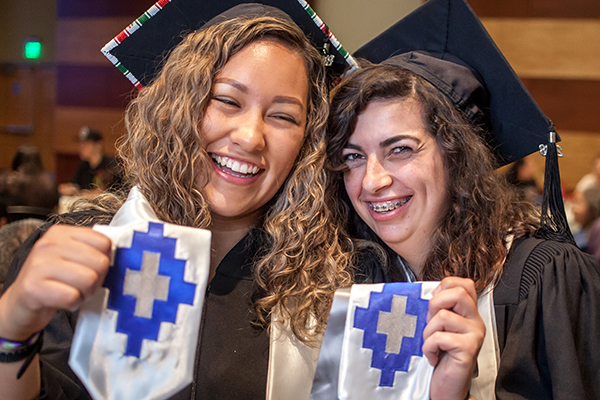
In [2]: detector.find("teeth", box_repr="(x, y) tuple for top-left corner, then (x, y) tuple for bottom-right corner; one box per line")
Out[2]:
(211, 154), (259, 177)
(369, 198), (409, 213)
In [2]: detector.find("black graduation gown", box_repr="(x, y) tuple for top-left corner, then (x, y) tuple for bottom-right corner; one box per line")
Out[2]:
(493, 238), (600, 400)
(3, 212), (270, 400)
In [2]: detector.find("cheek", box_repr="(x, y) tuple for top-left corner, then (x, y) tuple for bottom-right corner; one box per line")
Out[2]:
(343, 171), (361, 198)
(199, 112), (216, 144)
(276, 133), (304, 167)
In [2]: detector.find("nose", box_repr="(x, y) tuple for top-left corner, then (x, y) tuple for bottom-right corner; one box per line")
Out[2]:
(229, 111), (266, 153)
(362, 156), (392, 194)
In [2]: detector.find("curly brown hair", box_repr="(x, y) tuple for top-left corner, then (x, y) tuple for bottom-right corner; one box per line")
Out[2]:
(327, 62), (539, 292)
(81, 16), (353, 341)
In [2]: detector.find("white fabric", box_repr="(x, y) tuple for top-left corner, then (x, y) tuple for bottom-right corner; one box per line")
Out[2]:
(69, 187), (211, 400)
(310, 288), (352, 399)
(309, 282), (500, 400)
(338, 282), (438, 400)
(469, 287), (499, 400)
(267, 310), (322, 400)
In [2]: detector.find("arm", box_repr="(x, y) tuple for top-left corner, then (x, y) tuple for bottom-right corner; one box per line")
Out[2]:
(0, 225), (111, 400)
(423, 277), (485, 400)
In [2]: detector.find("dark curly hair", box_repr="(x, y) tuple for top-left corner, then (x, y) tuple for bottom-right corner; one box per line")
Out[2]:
(327, 62), (539, 292)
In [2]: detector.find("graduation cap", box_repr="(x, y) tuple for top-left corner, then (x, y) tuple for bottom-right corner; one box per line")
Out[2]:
(354, 0), (573, 243)
(101, 0), (357, 90)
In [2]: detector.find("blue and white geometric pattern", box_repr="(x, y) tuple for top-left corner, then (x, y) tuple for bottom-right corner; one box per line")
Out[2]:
(353, 283), (429, 387)
(103, 222), (196, 357)
(69, 187), (211, 400)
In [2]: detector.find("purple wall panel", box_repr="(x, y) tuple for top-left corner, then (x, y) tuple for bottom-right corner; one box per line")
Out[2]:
(58, 0), (150, 18)
(56, 65), (136, 108)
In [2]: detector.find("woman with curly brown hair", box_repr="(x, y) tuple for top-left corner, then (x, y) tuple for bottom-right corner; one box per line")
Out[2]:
(0, 3), (356, 399)
(325, 0), (600, 399)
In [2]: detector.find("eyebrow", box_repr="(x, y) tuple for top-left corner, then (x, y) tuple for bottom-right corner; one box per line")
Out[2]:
(345, 134), (420, 150)
(214, 78), (248, 93)
(214, 78), (305, 110)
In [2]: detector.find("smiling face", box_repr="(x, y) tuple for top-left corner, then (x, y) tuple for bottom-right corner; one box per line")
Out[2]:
(342, 99), (450, 271)
(201, 39), (308, 225)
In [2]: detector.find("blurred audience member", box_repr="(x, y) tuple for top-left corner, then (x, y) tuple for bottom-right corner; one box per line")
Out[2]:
(58, 126), (122, 197)
(585, 214), (600, 263)
(572, 187), (600, 251)
(0, 145), (59, 222)
(575, 154), (600, 193)
(0, 145), (59, 291)
(11, 144), (44, 174)
(505, 156), (541, 204)
(0, 199), (7, 228)
(0, 218), (43, 292)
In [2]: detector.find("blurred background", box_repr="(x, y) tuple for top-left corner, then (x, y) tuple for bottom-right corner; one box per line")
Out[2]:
(0, 0), (599, 195)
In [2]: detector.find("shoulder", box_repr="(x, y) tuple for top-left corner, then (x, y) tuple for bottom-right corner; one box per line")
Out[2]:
(51, 209), (115, 227)
(352, 246), (391, 284)
(101, 156), (117, 167)
(509, 237), (600, 301)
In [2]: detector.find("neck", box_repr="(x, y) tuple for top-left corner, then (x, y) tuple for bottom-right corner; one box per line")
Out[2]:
(208, 211), (261, 280)
(402, 252), (426, 279)
(88, 152), (103, 168)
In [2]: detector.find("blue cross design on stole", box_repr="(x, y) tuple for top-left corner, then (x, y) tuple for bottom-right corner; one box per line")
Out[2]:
(103, 222), (196, 357)
(353, 283), (429, 387)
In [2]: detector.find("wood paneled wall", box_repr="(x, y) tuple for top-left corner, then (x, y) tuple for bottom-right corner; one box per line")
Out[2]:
(54, 1), (148, 182)
(468, 0), (600, 191)
(0, 66), (56, 172)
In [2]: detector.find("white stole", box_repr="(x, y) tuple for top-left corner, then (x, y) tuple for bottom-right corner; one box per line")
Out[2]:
(69, 187), (212, 400)
(267, 282), (499, 400)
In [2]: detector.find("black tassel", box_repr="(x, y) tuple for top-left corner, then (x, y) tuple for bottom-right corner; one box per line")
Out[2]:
(534, 129), (576, 245)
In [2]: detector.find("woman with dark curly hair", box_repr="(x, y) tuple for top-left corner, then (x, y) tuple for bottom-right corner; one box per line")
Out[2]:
(325, 0), (600, 399)
(0, 2), (356, 399)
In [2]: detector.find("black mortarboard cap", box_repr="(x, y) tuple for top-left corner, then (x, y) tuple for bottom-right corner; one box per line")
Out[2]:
(354, 0), (574, 243)
(354, 0), (554, 167)
(101, 0), (357, 90)
(79, 126), (103, 142)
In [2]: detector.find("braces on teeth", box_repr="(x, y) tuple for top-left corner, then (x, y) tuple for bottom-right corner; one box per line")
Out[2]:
(370, 198), (408, 212)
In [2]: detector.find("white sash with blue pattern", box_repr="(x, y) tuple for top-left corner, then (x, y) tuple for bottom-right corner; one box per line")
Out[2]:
(69, 187), (211, 400)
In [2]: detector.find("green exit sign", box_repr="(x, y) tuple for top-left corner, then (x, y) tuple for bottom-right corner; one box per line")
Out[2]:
(23, 38), (43, 60)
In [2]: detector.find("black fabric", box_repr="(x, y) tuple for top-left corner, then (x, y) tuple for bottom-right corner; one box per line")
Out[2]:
(492, 236), (544, 353)
(106, 1), (351, 88)
(494, 239), (600, 400)
(3, 213), (270, 400)
(70, 156), (122, 192)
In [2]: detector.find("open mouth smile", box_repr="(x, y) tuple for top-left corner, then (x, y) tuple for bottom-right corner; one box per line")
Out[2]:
(369, 197), (411, 213)
(211, 154), (260, 178)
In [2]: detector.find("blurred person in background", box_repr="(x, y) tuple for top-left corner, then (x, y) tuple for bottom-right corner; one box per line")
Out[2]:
(58, 127), (123, 197)
(572, 187), (600, 253)
(575, 153), (600, 194)
(0, 145), (59, 292)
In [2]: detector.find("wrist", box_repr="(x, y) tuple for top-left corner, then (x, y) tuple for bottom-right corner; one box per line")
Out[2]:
(0, 290), (43, 341)
(0, 331), (42, 353)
